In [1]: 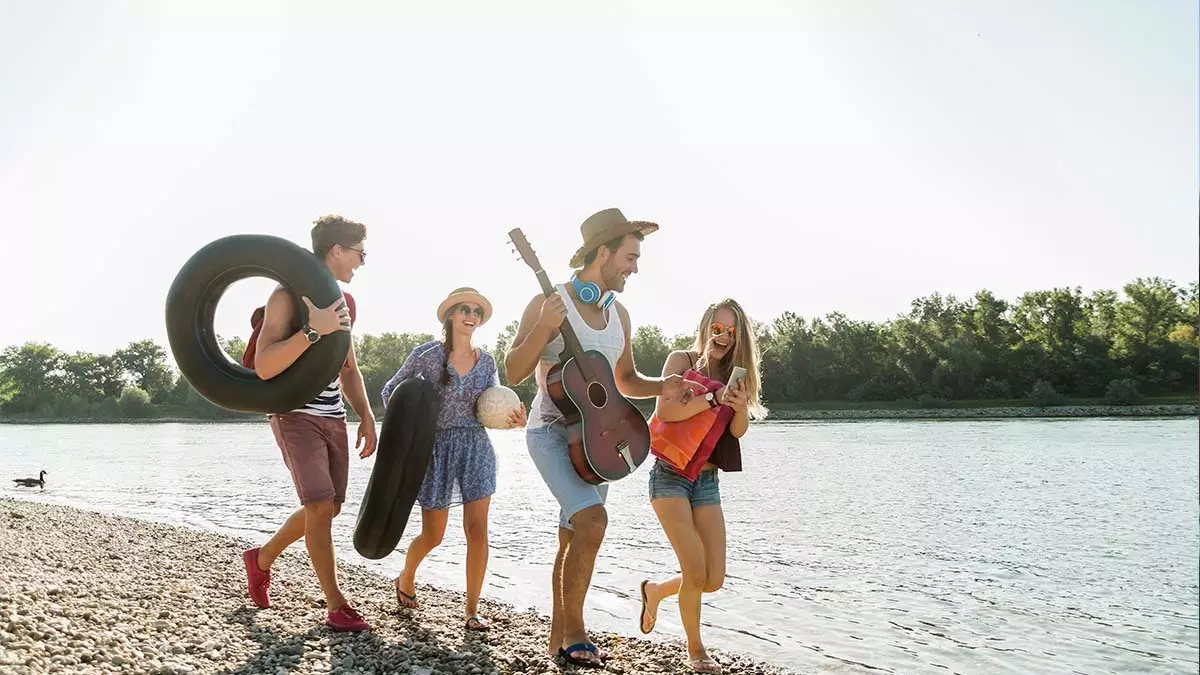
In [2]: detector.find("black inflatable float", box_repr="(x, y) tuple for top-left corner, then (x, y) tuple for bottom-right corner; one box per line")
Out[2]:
(354, 377), (440, 560)
(165, 234), (351, 414)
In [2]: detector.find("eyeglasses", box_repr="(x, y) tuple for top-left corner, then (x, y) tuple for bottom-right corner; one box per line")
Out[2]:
(341, 244), (366, 263)
(458, 304), (485, 319)
(710, 322), (736, 338)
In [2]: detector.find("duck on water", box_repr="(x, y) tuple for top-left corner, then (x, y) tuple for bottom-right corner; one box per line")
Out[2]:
(12, 471), (46, 489)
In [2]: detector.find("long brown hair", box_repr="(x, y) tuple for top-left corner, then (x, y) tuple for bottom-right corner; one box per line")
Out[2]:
(692, 298), (768, 420)
(439, 317), (454, 387)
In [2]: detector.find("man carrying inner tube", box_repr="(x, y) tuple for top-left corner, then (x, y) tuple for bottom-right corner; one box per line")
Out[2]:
(241, 214), (378, 633)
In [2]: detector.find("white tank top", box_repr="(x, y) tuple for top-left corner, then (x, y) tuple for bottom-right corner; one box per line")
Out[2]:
(527, 283), (626, 428)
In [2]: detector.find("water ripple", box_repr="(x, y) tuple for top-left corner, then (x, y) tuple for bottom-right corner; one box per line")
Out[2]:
(1, 418), (1196, 673)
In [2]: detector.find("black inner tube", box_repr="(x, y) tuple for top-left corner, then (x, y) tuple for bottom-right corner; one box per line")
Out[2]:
(165, 234), (350, 414)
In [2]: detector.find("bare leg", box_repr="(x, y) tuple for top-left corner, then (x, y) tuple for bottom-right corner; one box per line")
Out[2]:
(257, 507), (307, 570)
(548, 527), (570, 656)
(692, 505), (726, 594)
(394, 508), (449, 607)
(462, 497), (491, 623)
(303, 499), (346, 611)
(645, 497), (718, 669)
(643, 503), (727, 629)
(559, 505), (607, 665)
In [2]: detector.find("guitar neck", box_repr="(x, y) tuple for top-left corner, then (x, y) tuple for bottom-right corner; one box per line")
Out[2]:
(532, 269), (590, 370)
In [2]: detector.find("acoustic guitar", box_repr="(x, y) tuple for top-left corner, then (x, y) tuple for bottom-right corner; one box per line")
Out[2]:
(508, 228), (651, 484)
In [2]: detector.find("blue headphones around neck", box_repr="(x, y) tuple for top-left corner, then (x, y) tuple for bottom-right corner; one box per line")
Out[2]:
(570, 273), (616, 311)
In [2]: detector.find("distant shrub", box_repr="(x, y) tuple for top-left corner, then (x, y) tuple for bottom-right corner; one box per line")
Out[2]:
(977, 378), (1012, 400)
(119, 387), (154, 418)
(916, 393), (949, 408)
(1027, 380), (1065, 407)
(1104, 378), (1142, 406)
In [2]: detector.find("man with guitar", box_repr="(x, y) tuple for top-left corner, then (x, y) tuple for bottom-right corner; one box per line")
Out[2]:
(505, 208), (704, 668)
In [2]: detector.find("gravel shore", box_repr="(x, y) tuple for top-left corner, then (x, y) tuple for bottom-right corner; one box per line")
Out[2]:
(0, 499), (795, 675)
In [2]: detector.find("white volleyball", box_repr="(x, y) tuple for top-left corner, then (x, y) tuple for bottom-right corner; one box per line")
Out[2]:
(475, 385), (522, 430)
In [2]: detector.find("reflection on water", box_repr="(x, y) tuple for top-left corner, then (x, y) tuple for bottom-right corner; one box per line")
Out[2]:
(2, 418), (1197, 673)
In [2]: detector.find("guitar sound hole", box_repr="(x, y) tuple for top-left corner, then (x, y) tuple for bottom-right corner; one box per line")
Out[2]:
(586, 381), (608, 408)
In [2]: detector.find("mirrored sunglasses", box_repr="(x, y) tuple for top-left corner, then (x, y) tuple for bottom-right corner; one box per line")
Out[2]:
(710, 322), (736, 337)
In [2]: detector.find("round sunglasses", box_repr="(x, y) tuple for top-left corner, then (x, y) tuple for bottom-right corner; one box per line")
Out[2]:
(457, 304), (485, 320)
(710, 322), (736, 337)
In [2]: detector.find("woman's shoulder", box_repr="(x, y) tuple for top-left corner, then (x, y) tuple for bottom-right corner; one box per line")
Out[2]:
(665, 348), (698, 362)
(410, 340), (444, 359)
(663, 349), (698, 373)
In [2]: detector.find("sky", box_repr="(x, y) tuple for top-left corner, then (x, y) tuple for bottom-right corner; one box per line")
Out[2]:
(2, 0), (1197, 366)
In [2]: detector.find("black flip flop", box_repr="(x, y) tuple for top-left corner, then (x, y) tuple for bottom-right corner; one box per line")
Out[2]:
(558, 642), (604, 668)
(639, 580), (655, 634)
(394, 580), (419, 609)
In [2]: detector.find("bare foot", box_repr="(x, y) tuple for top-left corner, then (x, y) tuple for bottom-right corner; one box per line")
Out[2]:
(688, 651), (722, 674)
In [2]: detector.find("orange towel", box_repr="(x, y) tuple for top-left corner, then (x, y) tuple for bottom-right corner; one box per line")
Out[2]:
(648, 369), (732, 480)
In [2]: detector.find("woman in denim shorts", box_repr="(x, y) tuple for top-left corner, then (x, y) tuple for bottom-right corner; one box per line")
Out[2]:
(637, 299), (768, 674)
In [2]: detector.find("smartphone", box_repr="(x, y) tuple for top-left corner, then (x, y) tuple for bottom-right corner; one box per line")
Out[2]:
(727, 366), (747, 389)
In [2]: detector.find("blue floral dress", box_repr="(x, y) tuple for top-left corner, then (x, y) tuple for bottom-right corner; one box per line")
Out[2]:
(380, 341), (499, 511)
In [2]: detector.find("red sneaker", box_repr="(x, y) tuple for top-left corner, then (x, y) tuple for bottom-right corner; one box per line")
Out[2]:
(326, 604), (370, 632)
(242, 548), (271, 609)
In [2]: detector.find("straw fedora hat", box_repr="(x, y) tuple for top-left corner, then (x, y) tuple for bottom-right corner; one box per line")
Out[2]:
(568, 208), (659, 268)
(436, 287), (493, 325)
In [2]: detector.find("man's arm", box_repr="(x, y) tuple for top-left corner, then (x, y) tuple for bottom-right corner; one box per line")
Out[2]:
(338, 340), (373, 424)
(653, 350), (724, 422)
(339, 339), (378, 458)
(612, 302), (669, 399)
(254, 290), (349, 381)
(253, 288), (310, 381)
(504, 293), (559, 386)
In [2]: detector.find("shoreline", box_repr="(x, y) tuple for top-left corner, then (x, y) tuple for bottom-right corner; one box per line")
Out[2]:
(1, 402), (1194, 425)
(0, 498), (796, 675)
(765, 402), (1198, 421)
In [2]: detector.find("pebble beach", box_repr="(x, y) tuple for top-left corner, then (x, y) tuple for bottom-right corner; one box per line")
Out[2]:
(0, 499), (795, 675)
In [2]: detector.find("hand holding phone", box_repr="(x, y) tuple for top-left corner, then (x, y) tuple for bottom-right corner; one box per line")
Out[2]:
(720, 366), (747, 405)
(727, 366), (747, 389)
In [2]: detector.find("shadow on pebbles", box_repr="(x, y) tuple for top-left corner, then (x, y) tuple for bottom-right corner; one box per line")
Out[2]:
(0, 499), (798, 675)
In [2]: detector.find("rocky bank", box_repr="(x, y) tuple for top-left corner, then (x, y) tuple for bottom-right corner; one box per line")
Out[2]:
(0, 499), (795, 675)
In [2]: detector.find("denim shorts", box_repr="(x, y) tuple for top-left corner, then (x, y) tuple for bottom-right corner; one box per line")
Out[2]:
(648, 460), (721, 507)
(526, 422), (609, 530)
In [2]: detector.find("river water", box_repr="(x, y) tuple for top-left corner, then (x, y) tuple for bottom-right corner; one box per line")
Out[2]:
(1, 418), (1196, 674)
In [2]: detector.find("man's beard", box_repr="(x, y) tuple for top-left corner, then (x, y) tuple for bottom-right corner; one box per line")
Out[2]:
(602, 263), (624, 292)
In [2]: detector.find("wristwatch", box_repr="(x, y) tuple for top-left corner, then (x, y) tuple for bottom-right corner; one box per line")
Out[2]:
(704, 391), (718, 407)
(301, 324), (321, 344)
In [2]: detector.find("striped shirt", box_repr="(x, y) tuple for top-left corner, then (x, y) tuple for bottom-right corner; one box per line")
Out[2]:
(295, 375), (345, 418)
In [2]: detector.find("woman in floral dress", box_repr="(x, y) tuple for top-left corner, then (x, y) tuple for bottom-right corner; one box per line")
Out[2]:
(380, 287), (525, 630)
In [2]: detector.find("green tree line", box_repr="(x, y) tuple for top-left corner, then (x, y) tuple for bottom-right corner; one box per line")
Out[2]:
(1, 277), (1195, 421)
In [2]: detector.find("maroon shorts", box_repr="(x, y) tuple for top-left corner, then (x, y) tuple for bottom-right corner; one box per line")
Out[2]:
(270, 412), (349, 505)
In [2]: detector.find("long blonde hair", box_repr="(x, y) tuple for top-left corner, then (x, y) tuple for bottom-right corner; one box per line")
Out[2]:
(692, 298), (768, 420)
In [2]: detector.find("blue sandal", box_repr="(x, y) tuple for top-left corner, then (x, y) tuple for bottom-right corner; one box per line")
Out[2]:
(558, 642), (604, 668)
